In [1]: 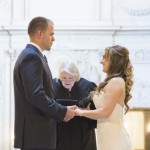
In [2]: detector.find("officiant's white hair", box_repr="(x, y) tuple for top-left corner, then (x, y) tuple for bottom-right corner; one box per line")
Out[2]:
(59, 60), (80, 81)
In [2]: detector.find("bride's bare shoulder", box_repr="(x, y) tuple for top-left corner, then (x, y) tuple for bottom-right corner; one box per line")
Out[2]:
(106, 77), (125, 90)
(110, 77), (124, 84)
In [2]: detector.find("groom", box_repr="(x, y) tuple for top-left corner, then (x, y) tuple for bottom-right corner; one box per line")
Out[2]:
(13, 17), (76, 150)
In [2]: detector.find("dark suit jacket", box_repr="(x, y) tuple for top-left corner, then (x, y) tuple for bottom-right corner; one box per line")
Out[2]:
(13, 44), (67, 149)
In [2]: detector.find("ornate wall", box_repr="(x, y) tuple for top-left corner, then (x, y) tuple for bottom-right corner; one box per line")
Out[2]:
(0, 0), (150, 149)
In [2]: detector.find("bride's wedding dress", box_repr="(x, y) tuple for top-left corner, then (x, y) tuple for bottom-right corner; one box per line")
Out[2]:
(93, 91), (132, 150)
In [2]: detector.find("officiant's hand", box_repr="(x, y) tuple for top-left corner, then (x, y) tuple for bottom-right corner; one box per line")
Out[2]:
(78, 97), (92, 108)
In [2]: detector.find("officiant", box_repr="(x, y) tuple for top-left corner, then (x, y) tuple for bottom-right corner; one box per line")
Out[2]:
(53, 60), (97, 150)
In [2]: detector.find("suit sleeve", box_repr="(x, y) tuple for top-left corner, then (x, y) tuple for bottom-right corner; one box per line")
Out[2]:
(20, 53), (67, 122)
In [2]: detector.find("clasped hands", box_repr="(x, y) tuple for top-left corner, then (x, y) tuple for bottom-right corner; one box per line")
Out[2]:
(63, 104), (91, 122)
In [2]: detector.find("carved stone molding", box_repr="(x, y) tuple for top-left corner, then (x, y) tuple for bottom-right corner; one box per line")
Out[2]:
(6, 49), (20, 62)
(130, 49), (150, 63)
(120, 0), (150, 16)
(0, 64), (2, 102)
(130, 77), (150, 108)
(0, 0), (6, 8)
(0, 51), (4, 103)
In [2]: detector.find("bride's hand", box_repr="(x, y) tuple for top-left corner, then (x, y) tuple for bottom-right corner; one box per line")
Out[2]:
(75, 107), (83, 116)
(75, 104), (91, 116)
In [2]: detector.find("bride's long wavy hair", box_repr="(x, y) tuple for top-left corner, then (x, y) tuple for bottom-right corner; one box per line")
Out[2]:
(91, 45), (134, 114)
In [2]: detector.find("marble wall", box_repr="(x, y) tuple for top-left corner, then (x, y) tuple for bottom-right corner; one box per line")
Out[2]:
(0, 0), (150, 149)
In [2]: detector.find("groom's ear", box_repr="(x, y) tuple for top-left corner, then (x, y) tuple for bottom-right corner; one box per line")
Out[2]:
(35, 29), (43, 39)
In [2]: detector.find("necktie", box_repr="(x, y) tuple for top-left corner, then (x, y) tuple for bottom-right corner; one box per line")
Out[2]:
(44, 55), (48, 63)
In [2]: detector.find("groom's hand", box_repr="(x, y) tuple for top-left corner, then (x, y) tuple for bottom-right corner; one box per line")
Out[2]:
(63, 105), (77, 122)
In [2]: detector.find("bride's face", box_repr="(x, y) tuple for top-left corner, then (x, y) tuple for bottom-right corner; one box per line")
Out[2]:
(100, 52), (109, 73)
(60, 71), (76, 91)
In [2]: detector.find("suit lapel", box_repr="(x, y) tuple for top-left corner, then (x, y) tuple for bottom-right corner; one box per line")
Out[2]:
(26, 44), (55, 97)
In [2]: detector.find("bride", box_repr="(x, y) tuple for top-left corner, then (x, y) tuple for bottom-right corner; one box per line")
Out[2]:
(75, 45), (133, 150)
